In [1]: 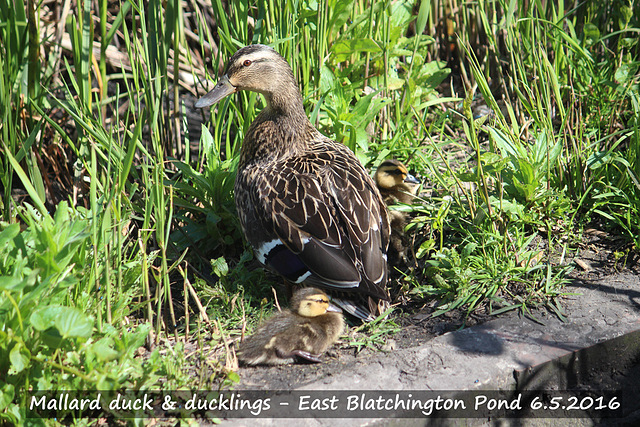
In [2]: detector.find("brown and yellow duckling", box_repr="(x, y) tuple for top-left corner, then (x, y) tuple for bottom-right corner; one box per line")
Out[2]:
(374, 159), (420, 205)
(237, 288), (345, 365)
(195, 44), (390, 321)
(374, 159), (420, 264)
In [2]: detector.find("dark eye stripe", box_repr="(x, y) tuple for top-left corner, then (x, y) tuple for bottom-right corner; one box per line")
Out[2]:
(382, 168), (405, 176)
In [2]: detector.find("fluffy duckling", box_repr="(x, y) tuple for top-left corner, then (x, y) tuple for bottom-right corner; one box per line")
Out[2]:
(237, 288), (345, 365)
(374, 159), (420, 205)
(374, 159), (420, 264)
(195, 44), (390, 321)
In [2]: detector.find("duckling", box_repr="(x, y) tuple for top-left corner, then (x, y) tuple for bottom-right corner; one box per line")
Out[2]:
(374, 159), (420, 264)
(195, 44), (390, 321)
(237, 287), (345, 365)
(374, 159), (420, 205)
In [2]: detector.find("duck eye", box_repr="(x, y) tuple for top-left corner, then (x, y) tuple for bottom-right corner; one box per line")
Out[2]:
(243, 59), (252, 67)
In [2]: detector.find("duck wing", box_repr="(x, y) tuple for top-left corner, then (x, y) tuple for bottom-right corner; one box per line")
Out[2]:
(243, 141), (390, 302)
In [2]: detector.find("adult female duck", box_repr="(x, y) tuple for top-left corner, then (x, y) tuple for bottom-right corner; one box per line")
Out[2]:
(195, 44), (390, 321)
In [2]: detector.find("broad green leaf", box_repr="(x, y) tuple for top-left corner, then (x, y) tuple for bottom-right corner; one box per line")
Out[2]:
(0, 223), (20, 248)
(9, 343), (30, 374)
(480, 152), (508, 174)
(457, 169), (479, 183)
(319, 64), (337, 94)
(211, 257), (229, 278)
(226, 371), (240, 384)
(615, 63), (637, 84)
(327, 0), (354, 35)
(0, 383), (15, 412)
(416, 239), (435, 259)
(30, 306), (93, 339)
(496, 199), (525, 220)
(331, 39), (381, 62)
(90, 337), (120, 362)
(0, 276), (28, 292)
(583, 23), (600, 45)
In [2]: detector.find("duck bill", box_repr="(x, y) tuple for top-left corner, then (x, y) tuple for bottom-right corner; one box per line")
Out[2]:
(195, 75), (236, 108)
(326, 302), (343, 313)
(404, 172), (420, 185)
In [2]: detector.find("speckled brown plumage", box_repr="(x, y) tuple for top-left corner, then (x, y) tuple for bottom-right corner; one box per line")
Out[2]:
(237, 288), (344, 365)
(195, 44), (390, 321)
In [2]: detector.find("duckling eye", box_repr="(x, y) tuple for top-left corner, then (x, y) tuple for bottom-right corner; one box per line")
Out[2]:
(243, 59), (252, 67)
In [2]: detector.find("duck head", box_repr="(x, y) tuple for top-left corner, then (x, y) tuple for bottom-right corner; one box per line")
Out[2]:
(195, 44), (300, 111)
(291, 288), (342, 318)
(374, 159), (420, 193)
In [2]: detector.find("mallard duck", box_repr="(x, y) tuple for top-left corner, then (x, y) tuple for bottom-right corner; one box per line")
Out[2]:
(373, 159), (420, 264)
(195, 44), (390, 321)
(237, 287), (345, 365)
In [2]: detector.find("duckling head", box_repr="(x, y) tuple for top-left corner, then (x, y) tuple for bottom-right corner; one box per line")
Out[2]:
(195, 44), (302, 114)
(290, 288), (342, 318)
(374, 159), (420, 194)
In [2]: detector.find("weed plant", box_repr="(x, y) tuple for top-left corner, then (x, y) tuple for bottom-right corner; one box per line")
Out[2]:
(0, 0), (639, 424)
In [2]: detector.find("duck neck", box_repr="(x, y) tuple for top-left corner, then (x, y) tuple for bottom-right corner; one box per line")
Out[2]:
(263, 84), (309, 126)
(240, 85), (315, 165)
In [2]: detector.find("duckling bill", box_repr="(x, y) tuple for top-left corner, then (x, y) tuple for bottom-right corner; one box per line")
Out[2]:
(196, 44), (391, 321)
(237, 288), (345, 365)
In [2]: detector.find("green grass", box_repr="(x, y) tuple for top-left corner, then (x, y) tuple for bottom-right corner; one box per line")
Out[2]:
(1, 0), (639, 424)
